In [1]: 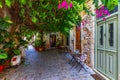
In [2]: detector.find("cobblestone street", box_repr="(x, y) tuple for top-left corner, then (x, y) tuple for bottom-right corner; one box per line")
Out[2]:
(0, 45), (95, 80)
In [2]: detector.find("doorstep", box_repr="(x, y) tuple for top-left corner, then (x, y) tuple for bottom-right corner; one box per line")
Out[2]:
(93, 69), (110, 80)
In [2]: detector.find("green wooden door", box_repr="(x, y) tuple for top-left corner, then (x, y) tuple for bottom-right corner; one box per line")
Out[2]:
(96, 16), (117, 80)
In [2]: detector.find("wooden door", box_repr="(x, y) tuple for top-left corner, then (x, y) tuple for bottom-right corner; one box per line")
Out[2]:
(76, 28), (81, 51)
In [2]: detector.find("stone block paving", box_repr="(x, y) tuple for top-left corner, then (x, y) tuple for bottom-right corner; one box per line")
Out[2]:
(0, 45), (95, 80)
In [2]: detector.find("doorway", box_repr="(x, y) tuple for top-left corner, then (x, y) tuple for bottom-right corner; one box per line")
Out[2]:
(95, 16), (117, 80)
(76, 27), (81, 51)
(50, 35), (56, 47)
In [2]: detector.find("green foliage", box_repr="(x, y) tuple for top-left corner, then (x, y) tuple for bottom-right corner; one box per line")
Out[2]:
(93, 0), (99, 8)
(34, 40), (45, 47)
(106, 0), (118, 10)
(0, 16), (12, 30)
(0, 0), (92, 34)
(19, 8), (25, 17)
(0, 2), (2, 8)
(19, 0), (26, 5)
(93, 0), (118, 10)
(19, 39), (28, 48)
(31, 17), (37, 23)
(5, 0), (11, 7)
(0, 0), (117, 35)
(13, 49), (21, 55)
(0, 50), (8, 59)
(22, 29), (36, 41)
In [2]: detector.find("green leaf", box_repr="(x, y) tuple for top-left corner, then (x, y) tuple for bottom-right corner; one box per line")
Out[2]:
(93, 0), (99, 8)
(31, 17), (37, 23)
(5, 0), (11, 7)
(0, 2), (2, 8)
(28, 2), (32, 8)
(20, 8), (25, 17)
(20, 0), (26, 5)
(14, 49), (21, 55)
(0, 50), (8, 59)
(0, 54), (8, 59)
(101, 0), (106, 4)
(6, 20), (13, 24)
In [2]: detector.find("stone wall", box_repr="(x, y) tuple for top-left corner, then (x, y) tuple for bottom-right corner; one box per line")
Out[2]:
(80, 0), (95, 68)
(81, 15), (94, 68)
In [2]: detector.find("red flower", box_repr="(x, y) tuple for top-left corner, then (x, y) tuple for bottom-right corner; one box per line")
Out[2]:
(0, 66), (4, 72)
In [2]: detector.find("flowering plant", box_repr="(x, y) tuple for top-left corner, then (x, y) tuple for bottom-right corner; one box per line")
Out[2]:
(96, 6), (110, 21)
(58, 0), (73, 9)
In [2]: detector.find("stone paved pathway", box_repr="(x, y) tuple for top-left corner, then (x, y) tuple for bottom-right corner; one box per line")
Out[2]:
(0, 45), (95, 80)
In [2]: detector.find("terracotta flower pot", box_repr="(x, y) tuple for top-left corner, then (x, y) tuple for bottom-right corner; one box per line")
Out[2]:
(39, 47), (43, 51)
(39, 47), (45, 51)
(35, 47), (39, 51)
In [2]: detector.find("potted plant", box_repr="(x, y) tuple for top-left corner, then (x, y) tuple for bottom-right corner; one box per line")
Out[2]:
(11, 49), (21, 66)
(34, 39), (40, 51)
(39, 41), (45, 51)
(34, 40), (45, 51)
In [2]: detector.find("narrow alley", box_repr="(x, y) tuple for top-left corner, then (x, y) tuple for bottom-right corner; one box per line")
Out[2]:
(0, 45), (94, 80)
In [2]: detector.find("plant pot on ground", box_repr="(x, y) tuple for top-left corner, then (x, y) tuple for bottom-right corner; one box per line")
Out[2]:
(34, 40), (45, 51)
(11, 49), (21, 66)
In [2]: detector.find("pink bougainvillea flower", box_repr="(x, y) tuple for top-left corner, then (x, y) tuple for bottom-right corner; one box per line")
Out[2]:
(101, 6), (105, 10)
(82, 22), (85, 26)
(61, 0), (67, 8)
(103, 17), (106, 21)
(108, 13), (110, 16)
(95, 9), (99, 14)
(96, 5), (110, 19)
(69, 2), (73, 8)
(58, 0), (73, 10)
(98, 13), (103, 17)
(58, 4), (62, 9)
(104, 10), (109, 15)
(65, 5), (68, 9)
